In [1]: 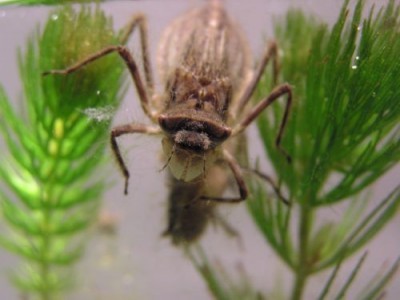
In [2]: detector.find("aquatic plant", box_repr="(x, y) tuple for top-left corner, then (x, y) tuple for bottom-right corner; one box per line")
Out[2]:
(191, 0), (400, 299)
(0, 5), (125, 299)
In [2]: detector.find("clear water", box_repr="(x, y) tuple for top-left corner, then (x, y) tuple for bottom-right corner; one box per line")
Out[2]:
(0, 1), (399, 299)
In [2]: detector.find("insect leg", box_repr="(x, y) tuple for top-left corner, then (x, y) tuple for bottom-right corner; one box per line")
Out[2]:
(233, 83), (293, 163)
(111, 123), (161, 195)
(245, 168), (290, 206)
(120, 13), (154, 93)
(43, 45), (156, 120)
(236, 40), (279, 112)
(210, 210), (239, 238)
(200, 150), (248, 203)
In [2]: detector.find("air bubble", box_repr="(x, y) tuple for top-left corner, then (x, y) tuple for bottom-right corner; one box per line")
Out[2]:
(81, 105), (115, 123)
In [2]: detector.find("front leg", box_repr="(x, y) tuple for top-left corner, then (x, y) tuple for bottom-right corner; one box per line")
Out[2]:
(111, 123), (161, 194)
(200, 149), (248, 203)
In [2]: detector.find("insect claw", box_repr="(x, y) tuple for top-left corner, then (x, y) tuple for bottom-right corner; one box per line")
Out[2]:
(276, 144), (292, 164)
(124, 180), (129, 195)
(284, 152), (292, 164)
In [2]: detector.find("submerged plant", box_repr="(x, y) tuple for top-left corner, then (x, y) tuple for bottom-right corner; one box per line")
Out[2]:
(0, 5), (125, 299)
(191, 0), (400, 299)
(0, 0), (93, 6)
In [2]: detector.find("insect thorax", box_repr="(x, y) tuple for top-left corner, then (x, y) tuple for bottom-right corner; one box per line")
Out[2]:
(158, 68), (232, 181)
(159, 68), (232, 147)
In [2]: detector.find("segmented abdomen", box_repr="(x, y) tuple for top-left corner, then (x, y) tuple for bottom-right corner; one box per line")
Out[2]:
(157, 1), (251, 96)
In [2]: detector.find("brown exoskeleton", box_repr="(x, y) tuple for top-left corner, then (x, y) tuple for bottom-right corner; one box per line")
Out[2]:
(44, 1), (292, 225)
(163, 165), (238, 244)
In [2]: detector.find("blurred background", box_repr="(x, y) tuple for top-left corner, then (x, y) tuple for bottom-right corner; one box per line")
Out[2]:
(0, 0), (398, 299)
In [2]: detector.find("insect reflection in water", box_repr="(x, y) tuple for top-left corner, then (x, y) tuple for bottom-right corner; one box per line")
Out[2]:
(44, 0), (292, 244)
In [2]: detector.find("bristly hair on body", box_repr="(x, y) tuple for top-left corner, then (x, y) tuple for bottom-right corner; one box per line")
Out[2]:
(44, 0), (293, 244)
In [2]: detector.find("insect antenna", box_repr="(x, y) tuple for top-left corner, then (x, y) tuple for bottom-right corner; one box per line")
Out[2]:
(202, 153), (207, 180)
(160, 143), (176, 172)
(180, 155), (192, 180)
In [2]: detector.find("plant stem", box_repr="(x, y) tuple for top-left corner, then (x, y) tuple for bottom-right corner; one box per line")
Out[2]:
(40, 195), (52, 300)
(291, 201), (312, 300)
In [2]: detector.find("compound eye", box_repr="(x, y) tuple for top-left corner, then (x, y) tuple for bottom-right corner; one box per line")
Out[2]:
(158, 114), (176, 133)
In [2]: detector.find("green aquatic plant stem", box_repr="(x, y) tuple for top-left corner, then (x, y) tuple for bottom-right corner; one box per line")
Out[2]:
(258, 0), (400, 298)
(291, 202), (311, 300)
(0, 5), (125, 299)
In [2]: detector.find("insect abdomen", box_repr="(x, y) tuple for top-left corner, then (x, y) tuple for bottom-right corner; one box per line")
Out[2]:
(157, 1), (251, 94)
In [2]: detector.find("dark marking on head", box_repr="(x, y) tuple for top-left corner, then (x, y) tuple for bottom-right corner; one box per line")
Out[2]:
(159, 113), (231, 152)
